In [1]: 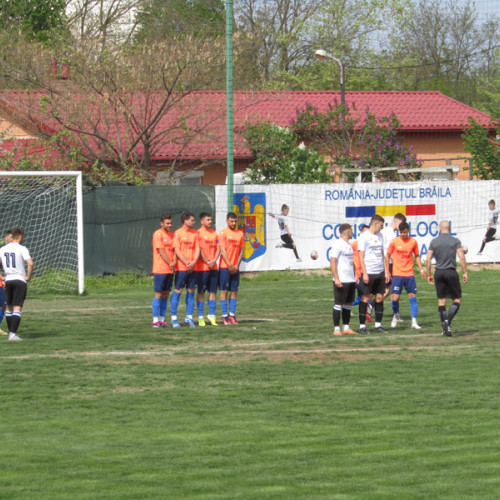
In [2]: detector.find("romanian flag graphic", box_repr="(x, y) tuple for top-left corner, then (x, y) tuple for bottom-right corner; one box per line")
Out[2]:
(346, 204), (436, 218)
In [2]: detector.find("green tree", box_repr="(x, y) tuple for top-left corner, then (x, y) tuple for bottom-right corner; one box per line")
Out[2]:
(463, 118), (500, 180)
(243, 123), (331, 183)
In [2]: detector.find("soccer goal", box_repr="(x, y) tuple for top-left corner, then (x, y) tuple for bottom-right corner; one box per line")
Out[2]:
(0, 171), (84, 294)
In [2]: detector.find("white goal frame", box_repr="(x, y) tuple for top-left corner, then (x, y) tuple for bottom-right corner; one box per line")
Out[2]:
(0, 171), (84, 294)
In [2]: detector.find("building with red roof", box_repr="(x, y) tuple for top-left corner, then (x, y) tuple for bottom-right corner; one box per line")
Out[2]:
(0, 90), (496, 183)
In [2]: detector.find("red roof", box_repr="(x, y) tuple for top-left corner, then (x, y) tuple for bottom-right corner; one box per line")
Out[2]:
(0, 90), (495, 163)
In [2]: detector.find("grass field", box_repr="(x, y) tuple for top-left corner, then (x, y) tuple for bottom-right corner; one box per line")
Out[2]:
(1, 269), (500, 499)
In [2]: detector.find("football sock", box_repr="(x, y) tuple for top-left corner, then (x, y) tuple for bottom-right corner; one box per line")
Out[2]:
(170, 291), (181, 318)
(375, 301), (384, 323)
(220, 299), (229, 317)
(208, 300), (217, 316)
(0, 307), (4, 325)
(197, 301), (205, 318)
(159, 298), (168, 320)
(10, 311), (21, 333)
(342, 305), (351, 326)
(359, 301), (367, 325)
(438, 305), (448, 324)
(152, 298), (160, 322)
(391, 300), (400, 315)
(479, 240), (486, 253)
(448, 301), (460, 325)
(352, 296), (361, 306)
(186, 292), (195, 318)
(293, 247), (299, 259)
(409, 297), (418, 319)
(6, 311), (13, 330)
(229, 298), (237, 316)
(333, 304), (342, 327)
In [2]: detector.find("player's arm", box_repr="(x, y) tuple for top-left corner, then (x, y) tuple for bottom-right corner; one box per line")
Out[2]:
(425, 249), (434, 284)
(211, 241), (221, 269)
(188, 243), (200, 271)
(359, 250), (369, 284)
(415, 255), (426, 280)
(330, 257), (342, 287)
(268, 212), (275, 218)
(159, 248), (174, 269)
(384, 249), (392, 278)
(174, 247), (189, 268)
(236, 247), (244, 270)
(456, 247), (468, 283)
(219, 245), (233, 271)
(26, 258), (34, 282)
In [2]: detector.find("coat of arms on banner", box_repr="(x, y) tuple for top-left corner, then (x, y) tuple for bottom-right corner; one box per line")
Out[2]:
(233, 193), (266, 262)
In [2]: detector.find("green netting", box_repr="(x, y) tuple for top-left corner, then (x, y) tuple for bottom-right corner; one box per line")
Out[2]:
(83, 185), (216, 275)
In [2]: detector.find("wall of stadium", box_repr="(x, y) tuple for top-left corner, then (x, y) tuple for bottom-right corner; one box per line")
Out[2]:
(215, 180), (500, 271)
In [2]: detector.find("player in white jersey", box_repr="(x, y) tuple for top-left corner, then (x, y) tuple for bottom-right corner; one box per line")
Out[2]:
(358, 214), (390, 334)
(478, 200), (500, 255)
(269, 204), (301, 262)
(330, 223), (358, 335)
(1, 227), (33, 341)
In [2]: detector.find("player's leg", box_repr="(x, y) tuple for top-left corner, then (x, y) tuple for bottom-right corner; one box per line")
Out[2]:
(0, 286), (7, 335)
(228, 273), (240, 324)
(6, 281), (26, 341)
(333, 283), (343, 335)
(184, 272), (198, 328)
(159, 275), (173, 327)
(446, 270), (462, 332)
(373, 273), (387, 333)
(342, 284), (357, 334)
(207, 270), (219, 326)
(390, 276), (402, 327)
(152, 275), (168, 327)
(170, 272), (186, 328)
(358, 278), (372, 334)
(219, 269), (231, 324)
(478, 228), (495, 254)
(434, 270), (451, 335)
(197, 271), (208, 326)
(405, 277), (421, 329)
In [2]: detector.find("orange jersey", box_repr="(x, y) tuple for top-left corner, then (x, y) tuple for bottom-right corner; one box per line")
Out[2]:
(387, 236), (419, 277)
(173, 227), (199, 271)
(351, 240), (362, 278)
(219, 227), (245, 268)
(196, 226), (219, 271)
(152, 229), (175, 274)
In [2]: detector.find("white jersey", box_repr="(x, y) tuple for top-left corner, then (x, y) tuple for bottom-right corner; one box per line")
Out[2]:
(1, 242), (32, 283)
(490, 208), (500, 229)
(275, 214), (289, 236)
(358, 230), (384, 274)
(330, 238), (355, 283)
(381, 226), (396, 253)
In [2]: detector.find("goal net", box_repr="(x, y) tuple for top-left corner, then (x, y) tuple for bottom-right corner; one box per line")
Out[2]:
(0, 171), (84, 294)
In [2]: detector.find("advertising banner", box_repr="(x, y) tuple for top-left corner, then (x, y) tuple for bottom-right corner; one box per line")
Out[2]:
(215, 181), (500, 271)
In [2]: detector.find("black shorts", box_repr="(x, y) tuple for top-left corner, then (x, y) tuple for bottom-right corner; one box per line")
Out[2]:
(362, 272), (386, 296)
(333, 282), (356, 305)
(280, 234), (295, 249)
(5, 280), (28, 307)
(434, 268), (462, 299)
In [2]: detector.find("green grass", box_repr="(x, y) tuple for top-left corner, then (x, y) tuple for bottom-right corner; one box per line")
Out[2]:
(1, 269), (500, 499)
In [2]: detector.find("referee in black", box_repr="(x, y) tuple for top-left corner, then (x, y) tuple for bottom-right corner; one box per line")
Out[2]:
(426, 220), (468, 336)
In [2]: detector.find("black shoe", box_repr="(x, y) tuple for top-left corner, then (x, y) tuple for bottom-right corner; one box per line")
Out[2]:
(373, 326), (388, 333)
(359, 326), (368, 335)
(442, 329), (452, 337)
(441, 319), (449, 332)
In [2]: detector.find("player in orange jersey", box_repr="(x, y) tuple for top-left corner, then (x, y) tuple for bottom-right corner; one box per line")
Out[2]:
(170, 212), (200, 328)
(385, 221), (426, 330)
(219, 212), (245, 325)
(151, 215), (175, 328)
(195, 212), (220, 327)
(0, 229), (13, 335)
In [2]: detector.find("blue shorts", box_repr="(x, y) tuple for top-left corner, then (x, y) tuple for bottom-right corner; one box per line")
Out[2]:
(0, 286), (5, 308)
(391, 276), (417, 295)
(197, 269), (219, 294)
(174, 270), (198, 290)
(153, 273), (173, 293)
(219, 268), (240, 292)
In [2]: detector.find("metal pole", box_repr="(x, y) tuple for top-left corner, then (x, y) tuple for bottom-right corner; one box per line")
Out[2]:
(226, 0), (234, 213)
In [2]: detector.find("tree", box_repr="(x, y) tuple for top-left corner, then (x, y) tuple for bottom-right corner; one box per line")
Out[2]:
(242, 122), (331, 183)
(463, 118), (500, 180)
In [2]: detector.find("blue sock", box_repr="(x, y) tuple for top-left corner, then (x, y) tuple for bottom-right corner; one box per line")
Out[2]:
(152, 298), (160, 319)
(186, 292), (195, 317)
(410, 297), (418, 319)
(352, 296), (361, 306)
(197, 301), (204, 317)
(159, 298), (168, 318)
(0, 308), (4, 325)
(170, 291), (181, 317)
(208, 300), (217, 316)
(229, 298), (237, 316)
(220, 299), (228, 317)
(391, 300), (400, 315)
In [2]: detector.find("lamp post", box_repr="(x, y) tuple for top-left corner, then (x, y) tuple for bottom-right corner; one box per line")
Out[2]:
(226, 0), (234, 213)
(315, 49), (346, 143)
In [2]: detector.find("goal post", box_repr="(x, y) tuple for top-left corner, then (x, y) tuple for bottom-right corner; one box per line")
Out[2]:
(0, 171), (84, 294)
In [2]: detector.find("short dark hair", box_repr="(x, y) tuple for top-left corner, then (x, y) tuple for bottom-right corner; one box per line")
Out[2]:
(489, 199), (496, 206)
(399, 221), (410, 232)
(160, 214), (172, 222)
(227, 212), (237, 220)
(394, 213), (406, 223)
(181, 212), (195, 223)
(281, 204), (289, 211)
(11, 227), (24, 239)
(371, 214), (385, 225)
(5, 229), (12, 236)
(358, 223), (368, 232)
(339, 223), (352, 234)
(199, 212), (212, 220)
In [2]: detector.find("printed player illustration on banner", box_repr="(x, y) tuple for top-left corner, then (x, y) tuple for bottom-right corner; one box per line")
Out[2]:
(233, 193), (266, 262)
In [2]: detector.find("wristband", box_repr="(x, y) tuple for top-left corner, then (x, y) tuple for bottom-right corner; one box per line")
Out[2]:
(427, 273), (432, 277)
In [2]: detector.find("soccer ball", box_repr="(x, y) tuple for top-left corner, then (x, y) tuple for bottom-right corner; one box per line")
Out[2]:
(462, 245), (468, 254)
(310, 250), (319, 260)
